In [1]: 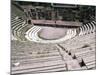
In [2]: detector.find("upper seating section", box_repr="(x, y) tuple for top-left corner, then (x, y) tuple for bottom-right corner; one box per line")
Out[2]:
(79, 21), (96, 36)
(11, 13), (33, 41)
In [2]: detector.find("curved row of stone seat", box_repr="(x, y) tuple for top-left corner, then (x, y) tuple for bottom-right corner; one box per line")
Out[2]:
(79, 21), (96, 36)
(12, 24), (33, 41)
(11, 14), (33, 41)
(25, 26), (77, 43)
(11, 14), (24, 24)
(11, 14), (22, 40)
(11, 15), (24, 40)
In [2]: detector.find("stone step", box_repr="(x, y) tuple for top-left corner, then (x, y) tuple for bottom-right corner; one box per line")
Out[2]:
(12, 64), (66, 74)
